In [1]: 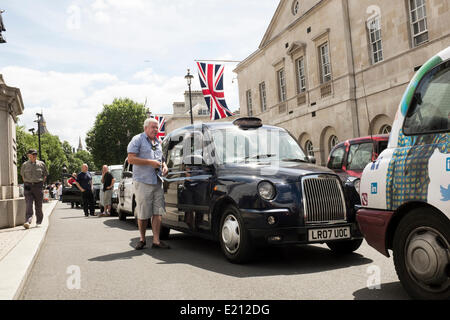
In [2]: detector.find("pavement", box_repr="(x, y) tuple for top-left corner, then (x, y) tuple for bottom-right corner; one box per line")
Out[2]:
(0, 200), (59, 300)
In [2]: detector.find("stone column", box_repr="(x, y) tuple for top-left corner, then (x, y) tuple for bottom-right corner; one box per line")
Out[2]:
(0, 74), (26, 228)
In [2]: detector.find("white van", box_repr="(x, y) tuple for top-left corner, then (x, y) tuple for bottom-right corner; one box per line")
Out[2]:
(357, 47), (450, 299)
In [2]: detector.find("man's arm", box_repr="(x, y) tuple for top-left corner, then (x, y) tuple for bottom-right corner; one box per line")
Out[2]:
(128, 153), (161, 168)
(108, 178), (115, 190)
(73, 181), (85, 192)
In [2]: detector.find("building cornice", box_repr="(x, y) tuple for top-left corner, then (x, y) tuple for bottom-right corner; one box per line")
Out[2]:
(235, 0), (327, 74)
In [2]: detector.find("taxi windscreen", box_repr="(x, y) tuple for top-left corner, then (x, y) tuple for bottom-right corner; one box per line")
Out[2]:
(210, 127), (307, 164)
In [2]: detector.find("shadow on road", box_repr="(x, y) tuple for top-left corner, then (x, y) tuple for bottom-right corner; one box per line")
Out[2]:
(353, 281), (410, 300)
(89, 230), (373, 278)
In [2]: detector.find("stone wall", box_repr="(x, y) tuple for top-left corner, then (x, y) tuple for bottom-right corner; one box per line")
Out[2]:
(0, 74), (26, 228)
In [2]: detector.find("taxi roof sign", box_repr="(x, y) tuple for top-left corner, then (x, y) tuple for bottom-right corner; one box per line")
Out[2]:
(232, 117), (263, 129)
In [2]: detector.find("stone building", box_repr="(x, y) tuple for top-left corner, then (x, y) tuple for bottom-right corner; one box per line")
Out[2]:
(234, 0), (450, 165)
(0, 74), (26, 228)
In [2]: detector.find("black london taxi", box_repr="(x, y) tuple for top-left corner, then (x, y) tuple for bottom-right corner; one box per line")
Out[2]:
(121, 118), (363, 263)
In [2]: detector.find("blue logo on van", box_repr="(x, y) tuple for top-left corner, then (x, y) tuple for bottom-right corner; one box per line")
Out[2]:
(371, 183), (378, 194)
(447, 158), (450, 171)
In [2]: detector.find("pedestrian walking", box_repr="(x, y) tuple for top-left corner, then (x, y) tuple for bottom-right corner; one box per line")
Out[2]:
(127, 117), (169, 250)
(20, 149), (48, 229)
(73, 164), (96, 217)
(99, 165), (115, 217)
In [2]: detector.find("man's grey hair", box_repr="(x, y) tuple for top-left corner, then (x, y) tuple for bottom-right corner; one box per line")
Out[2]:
(143, 117), (158, 129)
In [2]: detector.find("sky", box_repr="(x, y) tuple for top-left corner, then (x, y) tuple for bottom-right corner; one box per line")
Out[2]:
(0, 0), (279, 149)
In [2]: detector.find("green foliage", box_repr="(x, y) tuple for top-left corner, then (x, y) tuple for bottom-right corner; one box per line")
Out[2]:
(86, 98), (147, 167)
(74, 150), (96, 172)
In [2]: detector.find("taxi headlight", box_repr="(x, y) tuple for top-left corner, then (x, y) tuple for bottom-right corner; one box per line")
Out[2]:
(258, 181), (276, 200)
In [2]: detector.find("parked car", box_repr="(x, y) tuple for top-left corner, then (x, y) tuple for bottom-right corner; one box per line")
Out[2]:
(327, 135), (389, 180)
(108, 165), (123, 214)
(119, 118), (363, 263)
(61, 174), (82, 207)
(356, 46), (450, 300)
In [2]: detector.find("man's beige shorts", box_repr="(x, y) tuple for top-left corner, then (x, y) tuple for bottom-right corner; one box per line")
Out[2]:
(134, 181), (166, 220)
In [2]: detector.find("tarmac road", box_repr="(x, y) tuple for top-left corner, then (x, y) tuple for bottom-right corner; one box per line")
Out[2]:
(19, 202), (410, 300)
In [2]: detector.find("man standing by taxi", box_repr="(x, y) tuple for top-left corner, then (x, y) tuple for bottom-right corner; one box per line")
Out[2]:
(127, 118), (169, 250)
(20, 149), (48, 229)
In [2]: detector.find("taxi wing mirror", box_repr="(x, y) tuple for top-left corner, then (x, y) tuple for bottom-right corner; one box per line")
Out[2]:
(307, 156), (316, 164)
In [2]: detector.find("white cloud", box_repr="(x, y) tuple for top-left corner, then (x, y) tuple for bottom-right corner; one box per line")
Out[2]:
(0, 66), (195, 149)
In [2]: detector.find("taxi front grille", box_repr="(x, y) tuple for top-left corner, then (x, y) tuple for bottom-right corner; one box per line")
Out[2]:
(302, 175), (346, 224)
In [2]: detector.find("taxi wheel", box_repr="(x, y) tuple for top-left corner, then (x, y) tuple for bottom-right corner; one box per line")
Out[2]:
(326, 239), (362, 254)
(393, 208), (450, 300)
(219, 206), (254, 264)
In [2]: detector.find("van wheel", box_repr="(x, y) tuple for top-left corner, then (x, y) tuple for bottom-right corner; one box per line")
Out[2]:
(326, 239), (363, 254)
(160, 226), (170, 240)
(219, 205), (254, 264)
(393, 208), (450, 300)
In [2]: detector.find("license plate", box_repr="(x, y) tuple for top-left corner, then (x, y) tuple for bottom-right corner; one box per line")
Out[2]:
(308, 226), (351, 241)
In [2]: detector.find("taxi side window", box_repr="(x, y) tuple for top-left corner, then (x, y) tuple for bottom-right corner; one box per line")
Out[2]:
(404, 61), (450, 135)
(328, 147), (345, 170)
(166, 135), (184, 170)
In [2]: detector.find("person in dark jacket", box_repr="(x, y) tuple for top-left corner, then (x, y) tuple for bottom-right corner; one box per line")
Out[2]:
(73, 164), (96, 217)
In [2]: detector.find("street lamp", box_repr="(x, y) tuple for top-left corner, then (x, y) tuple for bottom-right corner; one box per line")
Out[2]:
(34, 113), (43, 161)
(185, 69), (194, 125)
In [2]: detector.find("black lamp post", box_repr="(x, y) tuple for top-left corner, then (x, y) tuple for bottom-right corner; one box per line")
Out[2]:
(34, 113), (43, 161)
(185, 69), (194, 125)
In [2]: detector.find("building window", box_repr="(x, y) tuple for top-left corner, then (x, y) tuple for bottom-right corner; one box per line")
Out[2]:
(368, 16), (383, 64)
(328, 135), (339, 154)
(305, 140), (314, 157)
(409, 0), (428, 47)
(296, 57), (307, 93)
(379, 124), (392, 135)
(319, 43), (331, 83)
(246, 90), (253, 116)
(259, 82), (267, 112)
(278, 68), (287, 102)
(197, 109), (208, 116)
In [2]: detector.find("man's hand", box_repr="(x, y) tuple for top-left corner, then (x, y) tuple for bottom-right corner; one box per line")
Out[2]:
(149, 160), (161, 169)
(162, 163), (168, 176)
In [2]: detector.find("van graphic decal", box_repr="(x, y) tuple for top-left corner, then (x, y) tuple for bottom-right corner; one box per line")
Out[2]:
(441, 185), (450, 201)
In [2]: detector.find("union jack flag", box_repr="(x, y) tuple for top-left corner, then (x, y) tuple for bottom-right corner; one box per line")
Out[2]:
(151, 115), (166, 141)
(197, 62), (234, 120)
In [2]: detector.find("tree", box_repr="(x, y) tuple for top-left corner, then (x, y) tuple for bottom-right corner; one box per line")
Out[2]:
(86, 98), (147, 167)
(62, 140), (83, 175)
(74, 150), (96, 172)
